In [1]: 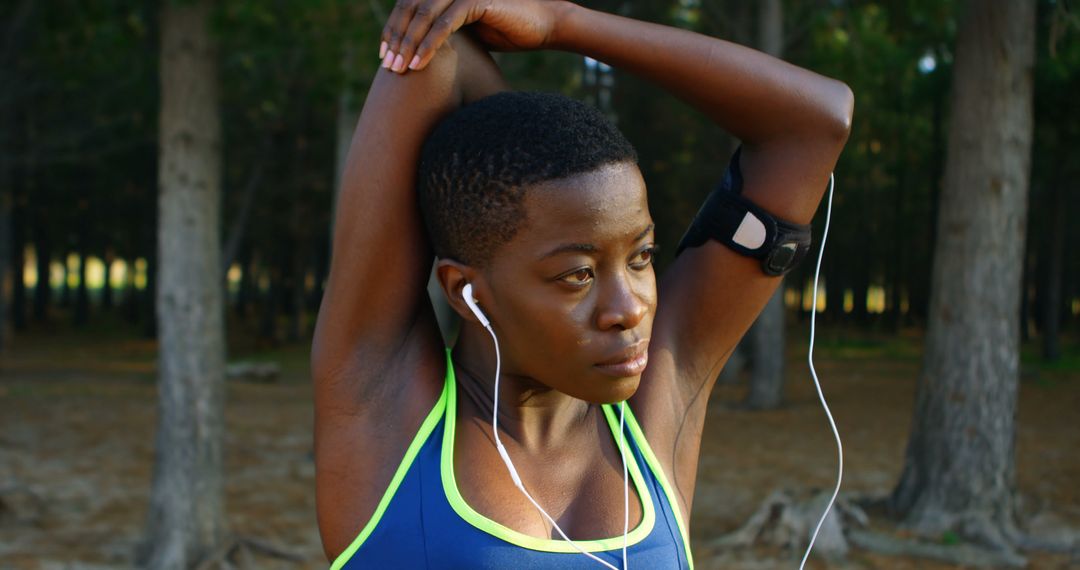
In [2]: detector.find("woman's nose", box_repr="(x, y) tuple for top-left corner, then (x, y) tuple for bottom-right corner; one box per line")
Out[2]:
(595, 274), (651, 331)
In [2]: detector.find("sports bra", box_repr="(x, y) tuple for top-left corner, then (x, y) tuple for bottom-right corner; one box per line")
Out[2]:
(330, 350), (694, 569)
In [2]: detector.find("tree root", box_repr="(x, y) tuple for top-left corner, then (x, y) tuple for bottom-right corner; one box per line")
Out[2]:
(1011, 506), (1080, 555)
(194, 534), (305, 570)
(847, 529), (1028, 567)
(708, 489), (868, 562)
(711, 489), (1080, 567)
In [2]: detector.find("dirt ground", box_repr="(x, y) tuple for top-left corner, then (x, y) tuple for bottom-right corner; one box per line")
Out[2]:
(1, 325), (1077, 569)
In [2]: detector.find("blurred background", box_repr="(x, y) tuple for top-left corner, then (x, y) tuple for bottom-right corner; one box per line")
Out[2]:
(0, 0), (1077, 568)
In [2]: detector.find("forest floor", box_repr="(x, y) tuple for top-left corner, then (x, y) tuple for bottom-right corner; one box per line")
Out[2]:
(1, 319), (1078, 569)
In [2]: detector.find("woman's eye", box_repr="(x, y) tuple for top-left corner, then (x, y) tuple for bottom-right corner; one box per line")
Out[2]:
(631, 247), (657, 268)
(559, 268), (594, 285)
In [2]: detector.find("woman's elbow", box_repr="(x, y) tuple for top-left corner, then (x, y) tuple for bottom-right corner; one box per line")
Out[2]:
(824, 80), (855, 146)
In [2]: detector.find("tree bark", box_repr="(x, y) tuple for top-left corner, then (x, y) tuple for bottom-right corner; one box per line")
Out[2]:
(743, 0), (786, 409)
(890, 0), (1035, 556)
(745, 288), (786, 408)
(138, 2), (226, 568)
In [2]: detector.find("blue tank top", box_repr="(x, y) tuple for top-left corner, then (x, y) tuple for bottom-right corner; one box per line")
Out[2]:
(331, 351), (694, 569)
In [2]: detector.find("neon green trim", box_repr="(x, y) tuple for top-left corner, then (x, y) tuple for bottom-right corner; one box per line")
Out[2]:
(329, 378), (449, 570)
(622, 406), (695, 569)
(440, 357), (656, 552)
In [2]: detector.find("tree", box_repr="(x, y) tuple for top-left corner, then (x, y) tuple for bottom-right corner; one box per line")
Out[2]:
(743, 0), (786, 410)
(1030, 0), (1080, 361)
(890, 0), (1035, 561)
(0, 0), (37, 351)
(137, 1), (226, 567)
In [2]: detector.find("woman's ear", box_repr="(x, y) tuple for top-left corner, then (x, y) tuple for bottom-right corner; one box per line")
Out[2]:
(435, 259), (486, 325)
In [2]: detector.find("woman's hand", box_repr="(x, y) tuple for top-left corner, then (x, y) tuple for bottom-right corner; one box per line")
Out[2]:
(379, 0), (565, 74)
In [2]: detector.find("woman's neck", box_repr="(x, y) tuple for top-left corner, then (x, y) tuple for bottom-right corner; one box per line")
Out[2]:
(452, 326), (598, 452)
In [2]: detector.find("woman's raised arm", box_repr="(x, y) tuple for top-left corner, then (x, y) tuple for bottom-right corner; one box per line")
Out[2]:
(543, 3), (853, 515)
(310, 34), (506, 560)
(312, 34), (505, 393)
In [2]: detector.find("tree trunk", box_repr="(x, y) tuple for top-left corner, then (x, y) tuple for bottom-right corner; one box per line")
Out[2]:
(138, 2), (226, 568)
(890, 0), (1034, 557)
(33, 231), (49, 322)
(1041, 178), (1064, 361)
(743, 0), (786, 409)
(234, 248), (252, 319)
(259, 266), (279, 344)
(330, 42), (360, 261)
(125, 257), (140, 325)
(102, 249), (114, 311)
(852, 270), (869, 325)
(12, 201), (26, 331)
(75, 248), (90, 326)
(0, 185), (10, 351)
(287, 237), (306, 342)
(60, 254), (70, 307)
(1019, 241), (1034, 342)
(745, 288), (786, 408)
(142, 251), (157, 339)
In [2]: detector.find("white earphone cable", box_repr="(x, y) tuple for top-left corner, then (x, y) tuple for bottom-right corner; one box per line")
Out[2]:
(620, 401), (629, 569)
(482, 322), (628, 570)
(799, 173), (843, 570)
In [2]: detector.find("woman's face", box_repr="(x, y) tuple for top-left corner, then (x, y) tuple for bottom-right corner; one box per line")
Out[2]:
(480, 162), (657, 404)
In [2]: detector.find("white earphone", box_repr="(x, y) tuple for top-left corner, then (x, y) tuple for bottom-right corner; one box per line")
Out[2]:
(462, 283), (488, 327)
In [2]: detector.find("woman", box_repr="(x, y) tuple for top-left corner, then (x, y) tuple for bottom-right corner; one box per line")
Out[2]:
(311, 1), (852, 568)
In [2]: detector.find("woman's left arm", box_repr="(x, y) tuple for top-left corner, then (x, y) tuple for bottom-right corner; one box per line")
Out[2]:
(548, 4), (853, 417)
(539, 4), (853, 516)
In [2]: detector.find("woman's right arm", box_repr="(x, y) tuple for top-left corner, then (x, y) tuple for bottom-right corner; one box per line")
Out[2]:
(312, 34), (503, 395)
(310, 34), (506, 560)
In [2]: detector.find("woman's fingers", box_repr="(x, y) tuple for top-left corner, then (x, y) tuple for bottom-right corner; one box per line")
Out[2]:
(380, 1), (415, 70)
(394, 0), (456, 72)
(410, 2), (479, 70)
(380, 0), (481, 73)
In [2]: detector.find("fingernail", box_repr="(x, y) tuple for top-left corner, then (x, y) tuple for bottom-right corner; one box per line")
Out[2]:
(379, 41), (388, 59)
(382, 51), (394, 69)
(408, 55), (421, 70)
(391, 53), (405, 73)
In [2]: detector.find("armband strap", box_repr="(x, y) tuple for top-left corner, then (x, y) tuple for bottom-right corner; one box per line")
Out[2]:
(676, 147), (812, 276)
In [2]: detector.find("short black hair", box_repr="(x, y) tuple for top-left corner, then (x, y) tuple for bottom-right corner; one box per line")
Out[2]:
(417, 91), (638, 266)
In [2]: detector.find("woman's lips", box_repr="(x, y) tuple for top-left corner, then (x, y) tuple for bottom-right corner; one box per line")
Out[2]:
(594, 343), (649, 377)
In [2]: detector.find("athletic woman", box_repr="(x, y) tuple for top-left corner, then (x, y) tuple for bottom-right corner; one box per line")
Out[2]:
(311, 1), (852, 568)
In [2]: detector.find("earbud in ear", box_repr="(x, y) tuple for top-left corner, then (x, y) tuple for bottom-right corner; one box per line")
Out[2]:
(461, 283), (490, 328)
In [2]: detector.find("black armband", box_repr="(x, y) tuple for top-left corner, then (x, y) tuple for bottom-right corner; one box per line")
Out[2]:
(676, 147), (812, 276)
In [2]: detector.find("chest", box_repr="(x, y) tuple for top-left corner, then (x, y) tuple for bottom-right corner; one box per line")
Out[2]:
(452, 417), (645, 541)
